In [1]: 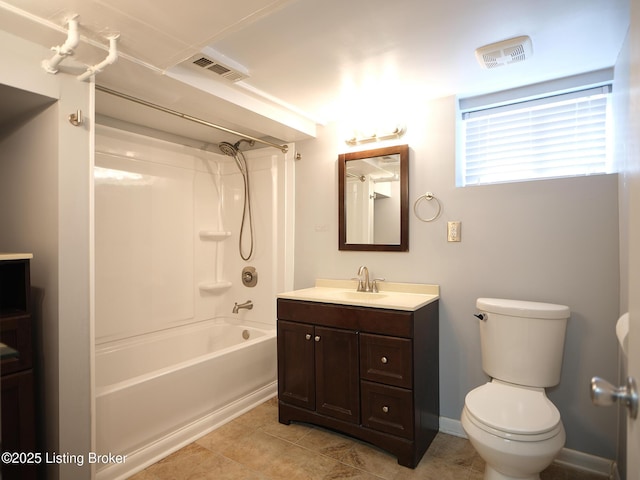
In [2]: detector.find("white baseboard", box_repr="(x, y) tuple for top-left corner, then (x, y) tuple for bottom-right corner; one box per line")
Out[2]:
(439, 416), (467, 438)
(439, 416), (614, 477)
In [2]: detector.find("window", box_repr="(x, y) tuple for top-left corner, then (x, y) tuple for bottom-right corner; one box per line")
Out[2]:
(458, 84), (613, 186)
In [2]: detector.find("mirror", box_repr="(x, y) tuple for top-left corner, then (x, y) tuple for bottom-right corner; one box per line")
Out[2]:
(339, 144), (408, 251)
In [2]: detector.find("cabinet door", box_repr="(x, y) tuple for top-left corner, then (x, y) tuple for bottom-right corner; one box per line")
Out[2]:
(278, 320), (315, 410)
(315, 326), (360, 423)
(1, 370), (36, 480)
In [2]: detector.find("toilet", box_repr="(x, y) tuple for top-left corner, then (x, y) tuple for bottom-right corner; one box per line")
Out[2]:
(461, 298), (570, 480)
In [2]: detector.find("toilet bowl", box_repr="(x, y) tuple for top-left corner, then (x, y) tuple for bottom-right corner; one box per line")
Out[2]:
(462, 380), (565, 480)
(462, 298), (570, 480)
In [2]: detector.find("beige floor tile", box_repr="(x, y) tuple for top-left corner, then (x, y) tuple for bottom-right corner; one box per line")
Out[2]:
(234, 398), (280, 430)
(339, 442), (407, 480)
(423, 433), (480, 469)
(221, 428), (345, 480)
(321, 461), (385, 480)
(196, 417), (257, 452)
(145, 443), (215, 479)
(127, 470), (159, 480)
(294, 427), (360, 461)
(262, 419), (315, 444)
(136, 398), (611, 480)
(392, 456), (476, 480)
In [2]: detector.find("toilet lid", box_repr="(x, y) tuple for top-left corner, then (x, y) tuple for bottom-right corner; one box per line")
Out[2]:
(465, 382), (561, 436)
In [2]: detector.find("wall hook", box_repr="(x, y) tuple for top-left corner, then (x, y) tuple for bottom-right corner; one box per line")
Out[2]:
(68, 110), (83, 126)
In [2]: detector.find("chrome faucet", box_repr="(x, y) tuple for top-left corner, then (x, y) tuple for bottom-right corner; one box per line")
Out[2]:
(356, 266), (385, 293)
(233, 300), (253, 314)
(357, 266), (370, 292)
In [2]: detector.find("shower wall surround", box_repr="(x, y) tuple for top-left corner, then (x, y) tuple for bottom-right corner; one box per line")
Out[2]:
(95, 125), (293, 344)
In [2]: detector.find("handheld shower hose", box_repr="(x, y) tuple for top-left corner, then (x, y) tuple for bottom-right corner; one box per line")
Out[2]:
(219, 141), (255, 261)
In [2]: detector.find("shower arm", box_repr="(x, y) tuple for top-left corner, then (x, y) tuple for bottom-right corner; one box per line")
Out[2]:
(95, 85), (289, 154)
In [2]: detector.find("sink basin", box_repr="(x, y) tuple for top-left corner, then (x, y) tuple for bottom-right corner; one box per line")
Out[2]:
(277, 279), (439, 311)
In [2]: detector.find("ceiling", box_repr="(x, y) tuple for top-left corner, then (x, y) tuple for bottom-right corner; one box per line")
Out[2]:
(0, 0), (630, 146)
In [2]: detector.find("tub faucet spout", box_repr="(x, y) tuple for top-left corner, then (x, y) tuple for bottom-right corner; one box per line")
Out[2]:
(233, 300), (253, 314)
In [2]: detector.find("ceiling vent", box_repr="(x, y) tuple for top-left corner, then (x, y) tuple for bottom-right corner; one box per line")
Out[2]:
(475, 36), (533, 69)
(184, 54), (248, 82)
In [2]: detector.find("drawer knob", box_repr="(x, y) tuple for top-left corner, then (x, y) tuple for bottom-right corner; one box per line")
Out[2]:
(315, 335), (321, 342)
(382, 406), (389, 413)
(381, 356), (388, 364)
(305, 334), (311, 340)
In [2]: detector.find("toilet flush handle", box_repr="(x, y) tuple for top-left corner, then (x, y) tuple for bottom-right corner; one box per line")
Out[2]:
(474, 313), (487, 321)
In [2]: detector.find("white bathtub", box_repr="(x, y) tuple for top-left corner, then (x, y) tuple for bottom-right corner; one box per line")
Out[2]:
(95, 319), (277, 479)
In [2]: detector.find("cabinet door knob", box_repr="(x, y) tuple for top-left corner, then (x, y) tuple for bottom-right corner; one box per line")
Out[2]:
(314, 335), (321, 342)
(382, 406), (389, 413)
(305, 334), (311, 340)
(381, 356), (388, 364)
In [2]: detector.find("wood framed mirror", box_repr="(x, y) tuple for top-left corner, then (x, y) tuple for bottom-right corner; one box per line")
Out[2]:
(338, 144), (409, 251)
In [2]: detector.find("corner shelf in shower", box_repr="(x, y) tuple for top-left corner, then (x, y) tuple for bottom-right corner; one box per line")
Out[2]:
(198, 281), (232, 293)
(199, 231), (232, 241)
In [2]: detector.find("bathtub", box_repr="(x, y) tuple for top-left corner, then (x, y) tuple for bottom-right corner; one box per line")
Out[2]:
(95, 319), (277, 479)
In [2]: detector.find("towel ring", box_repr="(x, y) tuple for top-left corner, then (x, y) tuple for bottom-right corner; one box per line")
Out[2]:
(413, 192), (442, 222)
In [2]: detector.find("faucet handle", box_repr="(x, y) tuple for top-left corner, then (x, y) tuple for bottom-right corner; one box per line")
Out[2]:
(352, 277), (366, 292)
(371, 278), (385, 293)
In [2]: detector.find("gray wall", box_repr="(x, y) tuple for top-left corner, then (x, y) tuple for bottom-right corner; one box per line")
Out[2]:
(0, 30), (94, 480)
(294, 95), (620, 458)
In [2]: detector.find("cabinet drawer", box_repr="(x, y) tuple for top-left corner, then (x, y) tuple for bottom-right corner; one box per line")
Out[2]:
(277, 299), (414, 337)
(360, 333), (412, 388)
(361, 381), (413, 439)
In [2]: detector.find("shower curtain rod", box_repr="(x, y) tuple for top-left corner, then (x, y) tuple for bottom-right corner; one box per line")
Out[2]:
(96, 85), (289, 153)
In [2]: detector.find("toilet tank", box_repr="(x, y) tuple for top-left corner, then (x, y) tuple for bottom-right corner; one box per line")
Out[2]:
(476, 298), (570, 388)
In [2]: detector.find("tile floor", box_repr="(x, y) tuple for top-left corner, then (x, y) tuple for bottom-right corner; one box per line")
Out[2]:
(129, 397), (609, 480)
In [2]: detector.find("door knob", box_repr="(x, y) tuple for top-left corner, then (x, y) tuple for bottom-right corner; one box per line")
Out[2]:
(590, 376), (638, 419)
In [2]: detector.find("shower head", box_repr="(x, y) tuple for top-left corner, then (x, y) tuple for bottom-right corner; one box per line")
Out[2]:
(218, 141), (238, 157)
(218, 139), (256, 157)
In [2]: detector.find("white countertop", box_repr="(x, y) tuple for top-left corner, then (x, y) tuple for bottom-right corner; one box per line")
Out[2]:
(0, 253), (33, 261)
(277, 279), (439, 311)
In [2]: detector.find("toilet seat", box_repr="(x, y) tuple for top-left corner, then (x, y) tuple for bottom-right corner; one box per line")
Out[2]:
(464, 381), (562, 442)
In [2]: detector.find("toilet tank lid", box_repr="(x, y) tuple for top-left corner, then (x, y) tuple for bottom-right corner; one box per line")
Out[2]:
(476, 298), (570, 319)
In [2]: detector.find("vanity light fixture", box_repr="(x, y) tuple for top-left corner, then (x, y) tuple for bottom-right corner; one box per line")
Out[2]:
(345, 125), (406, 146)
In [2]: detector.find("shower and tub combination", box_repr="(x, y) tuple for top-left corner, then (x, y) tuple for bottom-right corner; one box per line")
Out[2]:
(94, 319), (275, 478)
(93, 124), (293, 479)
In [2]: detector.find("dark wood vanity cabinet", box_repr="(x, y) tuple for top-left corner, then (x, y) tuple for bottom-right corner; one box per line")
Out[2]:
(278, 321), (360, 423)
(277, 298), (439, 468)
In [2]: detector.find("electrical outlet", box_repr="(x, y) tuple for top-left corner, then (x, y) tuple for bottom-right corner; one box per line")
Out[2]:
(447, 221), (461, 242)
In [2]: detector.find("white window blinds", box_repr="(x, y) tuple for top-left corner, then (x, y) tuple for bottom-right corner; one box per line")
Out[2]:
(459, 85), (612, 186)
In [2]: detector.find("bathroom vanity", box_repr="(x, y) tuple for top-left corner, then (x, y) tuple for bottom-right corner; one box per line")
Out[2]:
(276, 280), (439, 468)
